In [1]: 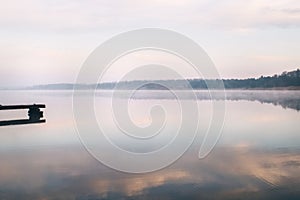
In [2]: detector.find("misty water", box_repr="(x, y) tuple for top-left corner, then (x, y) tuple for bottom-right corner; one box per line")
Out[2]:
(0, 90), (300, 200)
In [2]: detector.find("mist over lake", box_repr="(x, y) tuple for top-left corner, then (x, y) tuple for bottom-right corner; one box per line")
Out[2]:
(0, 90), (299, 199)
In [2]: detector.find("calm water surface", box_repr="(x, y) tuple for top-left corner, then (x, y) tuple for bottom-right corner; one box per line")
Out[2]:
(0, 90), (300, 200)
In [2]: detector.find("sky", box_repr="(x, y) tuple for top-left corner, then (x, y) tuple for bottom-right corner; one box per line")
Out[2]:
(0, 0), (300, 87)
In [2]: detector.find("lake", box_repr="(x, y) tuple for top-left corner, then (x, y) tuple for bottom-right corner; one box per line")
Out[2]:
(0, 90), (300, 200)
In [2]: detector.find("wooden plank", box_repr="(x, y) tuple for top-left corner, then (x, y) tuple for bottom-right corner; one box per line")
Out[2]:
(0, 104), (45, 110)
(0, 119), (46, 126)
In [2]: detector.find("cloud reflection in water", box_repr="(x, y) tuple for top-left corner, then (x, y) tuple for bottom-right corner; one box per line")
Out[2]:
(0, 146), (299, 199)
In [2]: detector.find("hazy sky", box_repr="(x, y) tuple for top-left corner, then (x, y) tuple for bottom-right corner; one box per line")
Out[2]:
(0, 0), (300, 87)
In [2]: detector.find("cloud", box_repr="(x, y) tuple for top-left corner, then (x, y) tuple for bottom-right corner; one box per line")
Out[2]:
(0, 0), (300, 32)
(0, 0), (300, 86)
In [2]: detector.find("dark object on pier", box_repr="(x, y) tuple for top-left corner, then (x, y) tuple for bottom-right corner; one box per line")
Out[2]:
(0, 104), (46, 126)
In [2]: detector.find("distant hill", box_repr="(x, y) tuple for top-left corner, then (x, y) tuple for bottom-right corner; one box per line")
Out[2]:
(25, 69), (300, 90)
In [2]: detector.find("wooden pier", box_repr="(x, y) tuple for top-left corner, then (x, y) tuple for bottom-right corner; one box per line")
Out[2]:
(0, 104), (46, 126)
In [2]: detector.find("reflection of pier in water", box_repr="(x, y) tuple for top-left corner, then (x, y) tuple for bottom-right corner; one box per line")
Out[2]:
(0, 104), (46, 126)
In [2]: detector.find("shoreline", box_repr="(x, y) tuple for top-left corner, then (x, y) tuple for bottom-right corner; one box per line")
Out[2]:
(1, 86), (300, 91)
